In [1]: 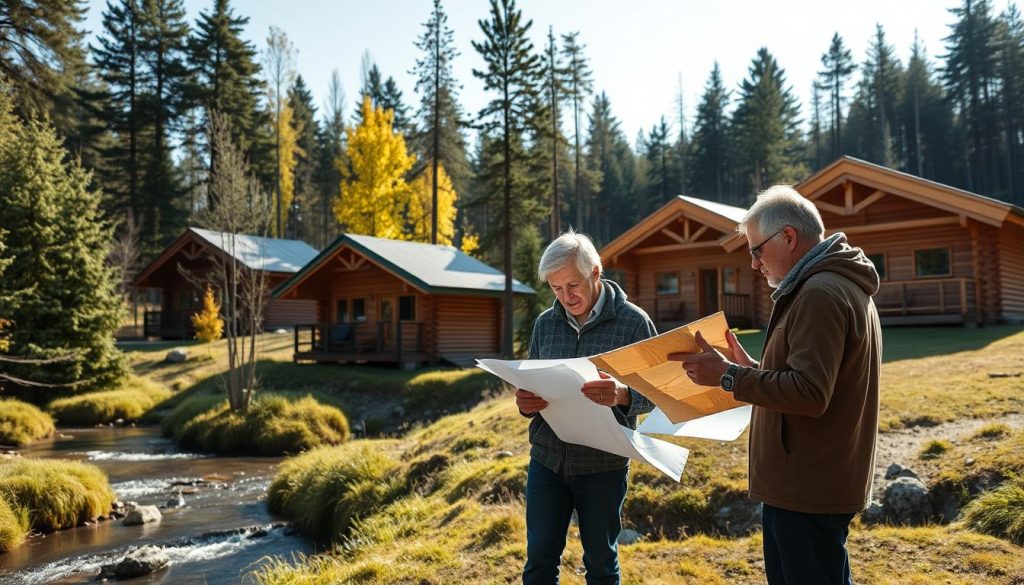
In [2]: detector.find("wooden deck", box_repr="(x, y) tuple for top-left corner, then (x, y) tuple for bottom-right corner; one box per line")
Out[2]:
(293, 350), (429, 366)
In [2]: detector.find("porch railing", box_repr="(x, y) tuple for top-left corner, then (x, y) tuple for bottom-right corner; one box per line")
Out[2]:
(293, 321), (425, 362)
(875, 278), (974, 318)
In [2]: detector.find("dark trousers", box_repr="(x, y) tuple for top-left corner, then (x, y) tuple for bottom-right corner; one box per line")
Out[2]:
(523, 459), (628, 585)
(762, 504), (855, 585)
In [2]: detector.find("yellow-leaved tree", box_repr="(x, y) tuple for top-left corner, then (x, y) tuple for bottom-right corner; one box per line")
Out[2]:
(405, 163), (458, 245)
(277, 103), (303, 235)
(334, 96), (415, 238)
(191, 286), (223, 355)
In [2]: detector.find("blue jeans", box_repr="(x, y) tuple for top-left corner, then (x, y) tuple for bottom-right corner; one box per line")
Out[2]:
(762, 504), (855, 585)
(523, 459), (628, 585)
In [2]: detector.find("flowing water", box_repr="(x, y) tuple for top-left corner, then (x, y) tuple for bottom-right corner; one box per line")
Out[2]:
(0, 427), (316, 584)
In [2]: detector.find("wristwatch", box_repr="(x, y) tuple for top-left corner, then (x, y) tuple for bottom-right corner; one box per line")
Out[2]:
(720, 363), (739, 392)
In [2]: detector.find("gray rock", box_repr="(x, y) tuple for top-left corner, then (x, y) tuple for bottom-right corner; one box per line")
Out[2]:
(122, 504), (162, 526)
(882, 477), (931, 525)
(713, 500), (763, 536)
(100, 545), (169, 579)
(494, 451), (514, 459)
(884, 463), (919, 480)
(617, 528), (642, 545)
(164, 348), (188, 363)
(165, 490), (186, 509)
(964, 457), (976, 466)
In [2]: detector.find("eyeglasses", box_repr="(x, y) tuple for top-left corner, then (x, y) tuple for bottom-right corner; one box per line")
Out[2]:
(749, 230), (782, 260)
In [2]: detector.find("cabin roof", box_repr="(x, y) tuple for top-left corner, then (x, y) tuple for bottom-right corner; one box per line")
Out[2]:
(189, 228), (318, 273)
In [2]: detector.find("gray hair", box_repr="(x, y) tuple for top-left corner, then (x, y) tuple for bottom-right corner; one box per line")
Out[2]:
(538, 228), (603, 282)
(738, 185), (825, 240)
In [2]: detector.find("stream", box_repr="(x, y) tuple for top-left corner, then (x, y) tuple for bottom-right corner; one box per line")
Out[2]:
(0, 427), (316, 584)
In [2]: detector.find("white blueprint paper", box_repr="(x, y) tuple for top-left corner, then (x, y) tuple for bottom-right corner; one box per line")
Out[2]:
(477, 357), (689, 482)
(637, 405), (753, 441)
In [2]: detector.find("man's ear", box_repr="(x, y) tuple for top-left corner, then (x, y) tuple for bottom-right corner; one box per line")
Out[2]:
(592, 266), (601, 280)
(783, 226), (798, 251)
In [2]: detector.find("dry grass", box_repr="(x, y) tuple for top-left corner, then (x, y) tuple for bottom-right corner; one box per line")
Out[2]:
(0, 458), (115, 537)
(46, 375), (171, 426)
(0, 398), (55, 446)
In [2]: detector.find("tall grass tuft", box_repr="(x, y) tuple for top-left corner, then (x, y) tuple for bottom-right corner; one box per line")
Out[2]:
(0, 458), (115, 534)
(961, 478), (1024, 544)
(47, 376), (171, 426)
(0, 494), (29, 552)
(167, 393), (350, 455)
(268, 444), (404, 541)
(0, 398), (55, 446)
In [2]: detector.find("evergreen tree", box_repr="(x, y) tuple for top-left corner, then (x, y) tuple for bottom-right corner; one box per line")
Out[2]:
(900, 34), (959, 184)
(472, 0), (544, 356)
(687, 63), (731, 202)
(189, 0), (267, 191)
(412, 0), (470, 244)
(644, 117), (673, 213)
(561, 31), (594, 231)
(731, 47), (804, 193)
(314, 70), (346, 249)
(0, 0), (88, 138)
(942, 0), (999, 192)
(860, 24), (904, 167)
(817, 32), (855, 159)
(0, 88), (128, 396)
(997, 4), (1024, 201)
(288, 75), (320, 244)
(540, 26), (571, 238)
(585, 92), (635, 244)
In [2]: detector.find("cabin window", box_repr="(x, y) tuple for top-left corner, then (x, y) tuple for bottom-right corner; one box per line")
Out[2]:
(914, 248), (951, 278)
(399, 295), (416, 321)
(656, 272), (679, 296)
(604, 269), (626, 289)
(867, 253), (887, 280)
(335, 299), (348, 323)
(351, 298), (367, 322)
(722, 267), (739, 294)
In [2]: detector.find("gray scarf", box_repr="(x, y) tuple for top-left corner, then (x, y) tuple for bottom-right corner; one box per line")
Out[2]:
(770, 232), (845, 302)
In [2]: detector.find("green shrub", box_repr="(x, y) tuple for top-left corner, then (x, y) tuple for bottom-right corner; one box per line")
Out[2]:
(268, 443), (404, 541)
(961, 478), (1024, 544)
(0, 398), (55, 446)
(920, 439), (953, 459)
(167, 393), (350, 455)
(0, 494), (28, 552)
(47, 376), (171, 426)
(0, 458), (115, 534)
(160, 393), (225, 437)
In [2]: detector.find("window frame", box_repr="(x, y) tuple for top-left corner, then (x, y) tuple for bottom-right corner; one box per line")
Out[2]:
(912, 246), (952, 279)
(655, 271), (680, 296)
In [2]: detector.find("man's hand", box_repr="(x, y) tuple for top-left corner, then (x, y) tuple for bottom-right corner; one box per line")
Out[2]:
(581, 371), (630, 407)
(726, 330), (756, 367)
(516, 389), (548, 415)
(667, 330), (731, 387)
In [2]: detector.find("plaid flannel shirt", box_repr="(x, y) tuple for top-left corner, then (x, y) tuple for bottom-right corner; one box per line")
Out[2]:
(525, 279), (657, 476)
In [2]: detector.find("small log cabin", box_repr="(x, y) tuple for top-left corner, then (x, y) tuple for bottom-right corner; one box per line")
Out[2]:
(602, 156), (1024, 329)
(131, 228), (319, 338)
(271, 233), (535, 367)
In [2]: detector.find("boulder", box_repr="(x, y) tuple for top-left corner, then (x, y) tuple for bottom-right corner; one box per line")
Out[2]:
(100, 545), (169, 579)
(164, 348), (188, 363)
(494, 450), (514, 459)
(884, 463), (919, 480)
(617, 528), (642, 545)
(860, 501), (885, 525)
(122, 504), (162, 526)
(882, 477), (931, 525)
(713, 501), (763, 536)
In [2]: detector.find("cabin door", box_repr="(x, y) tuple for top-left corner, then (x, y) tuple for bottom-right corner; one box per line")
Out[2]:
(379, 296), (395, 350)
(699, 269), (719, 316)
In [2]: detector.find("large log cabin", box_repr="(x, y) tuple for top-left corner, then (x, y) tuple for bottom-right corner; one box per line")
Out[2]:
(130, 228), (319, 338)
(602, 156), (1024, 330)
(271, 233), (535, 367)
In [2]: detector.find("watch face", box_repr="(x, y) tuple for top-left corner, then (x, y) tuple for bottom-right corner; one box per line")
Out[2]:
(721, 375), (734, 391)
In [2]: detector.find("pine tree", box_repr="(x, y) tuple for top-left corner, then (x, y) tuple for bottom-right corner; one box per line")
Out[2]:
(585, 92), (635, 243)
(288, 75), (320, 244)
(862, 24), (904, 168)
(543, 26), (568, 237)
(561, 31), (594, 231)
(997, 4), (1024, 201)
(191, 286), (223, 355)
(900, 34), (959, 184)
(189, 0), (267, 191)
(731, 47), (804, 193)
(335, 96), (415, 238)
(817, 32), (855, 159)
(472, 0), (544, 357)
(412, 0), (469, 244)
(314, 70), (346, 249)
(688, 63), (731, 202)
(644, 117), (673, 213)
(0, 88), (128, 396)
(0, 0), (88, 138)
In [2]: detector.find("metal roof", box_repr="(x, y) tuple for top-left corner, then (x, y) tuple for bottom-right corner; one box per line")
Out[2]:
(190, 228), (318, 274)
(678, 195), (748, 223)
(274, 233), (535, 298)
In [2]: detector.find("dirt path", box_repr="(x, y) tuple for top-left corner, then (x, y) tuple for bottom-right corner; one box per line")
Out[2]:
(871, 413), (1024, 495)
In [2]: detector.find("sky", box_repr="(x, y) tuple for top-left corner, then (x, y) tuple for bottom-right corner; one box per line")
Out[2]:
(82, 0), (1017, 145)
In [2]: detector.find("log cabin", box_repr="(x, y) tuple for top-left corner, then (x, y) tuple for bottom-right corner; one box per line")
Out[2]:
(130, 227), (319, 338)
(271, 233), (535, 367)
(602, 156), (1024, 329)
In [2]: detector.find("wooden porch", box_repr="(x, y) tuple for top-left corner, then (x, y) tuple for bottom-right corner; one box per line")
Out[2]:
(292, 321), (427, 366)
(636, 293), (753, 332)
(143, 310), (192, 339)
(875, 277), (975, 325)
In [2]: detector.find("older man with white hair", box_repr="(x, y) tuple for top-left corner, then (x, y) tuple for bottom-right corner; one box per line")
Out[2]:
(516, 228), (656, 585)
(672, 185), (881, 585)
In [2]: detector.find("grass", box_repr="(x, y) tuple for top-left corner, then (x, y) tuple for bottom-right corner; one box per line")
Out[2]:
(919, 439), (953, 459)
(927, 428), (1024, 520)
(165, 392), (350, 456)
(46, 375), (172, 426)
(961, 478), (1024, 545)
(0, 398), (55, 447)
(0, 458), (115, 538)
(0, 493), (28, 553)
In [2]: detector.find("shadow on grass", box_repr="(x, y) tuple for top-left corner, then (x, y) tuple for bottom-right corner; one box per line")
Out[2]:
(735, 325), (1023, 364)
